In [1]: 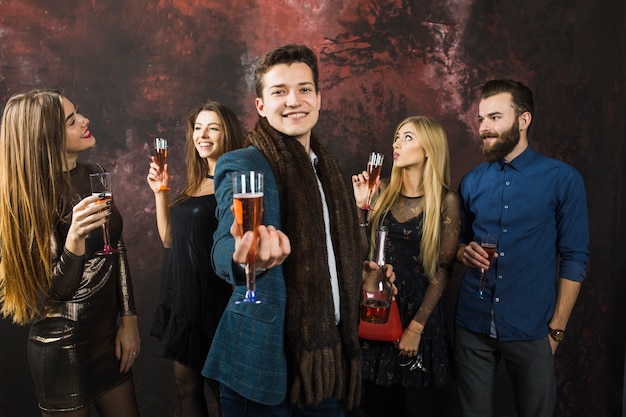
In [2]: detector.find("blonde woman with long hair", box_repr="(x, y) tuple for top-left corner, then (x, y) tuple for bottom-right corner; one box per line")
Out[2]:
(0, 89), (140, 417)
(352, 116), (460, 416)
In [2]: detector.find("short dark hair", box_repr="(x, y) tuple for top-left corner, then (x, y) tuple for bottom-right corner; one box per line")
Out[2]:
(254, 44), (319, 98)
(481, 79), (534, 116)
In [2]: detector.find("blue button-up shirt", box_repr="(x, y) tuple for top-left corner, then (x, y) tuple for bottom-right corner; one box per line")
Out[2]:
(455, 145), (589, 341)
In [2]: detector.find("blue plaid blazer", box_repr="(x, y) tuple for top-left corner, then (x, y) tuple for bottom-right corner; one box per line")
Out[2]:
(202, 146), (288, 406)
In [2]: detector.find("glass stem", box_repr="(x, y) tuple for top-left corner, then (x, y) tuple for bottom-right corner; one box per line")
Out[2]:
(101, 223), (111, 252)
(245, 258), (257, 302)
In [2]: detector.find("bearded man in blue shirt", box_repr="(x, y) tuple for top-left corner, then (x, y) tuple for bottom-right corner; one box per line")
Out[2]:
(454, 79), (589, 417)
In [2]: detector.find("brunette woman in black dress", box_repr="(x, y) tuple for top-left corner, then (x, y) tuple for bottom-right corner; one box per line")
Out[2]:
(147, 100), (244, 416)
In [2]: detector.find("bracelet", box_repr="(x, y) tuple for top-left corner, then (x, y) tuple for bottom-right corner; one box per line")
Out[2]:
(405, 327), (422, 335)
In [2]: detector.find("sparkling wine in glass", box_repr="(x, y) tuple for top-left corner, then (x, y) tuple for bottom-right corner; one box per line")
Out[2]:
(89, 172), (120, 256)
(232, 171), (264, 304)
(477, 233), (498, 299)
(154, 137), (170, 191)
(364, 152), (384, 210)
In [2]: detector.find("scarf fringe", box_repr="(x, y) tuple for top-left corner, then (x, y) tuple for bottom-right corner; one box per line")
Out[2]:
(290, 345), (361, 410)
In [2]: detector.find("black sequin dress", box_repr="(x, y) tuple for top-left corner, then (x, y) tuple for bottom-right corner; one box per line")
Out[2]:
(150, 195), (232, 371)
(27, 163), (137, 412)
(361, 192), (460, 388)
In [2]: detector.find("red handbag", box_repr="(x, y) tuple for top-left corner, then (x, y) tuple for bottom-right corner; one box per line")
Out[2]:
(358, 299), (403, 342)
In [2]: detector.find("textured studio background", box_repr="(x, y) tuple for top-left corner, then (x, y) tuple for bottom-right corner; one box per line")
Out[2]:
(0, 0), (624, 416)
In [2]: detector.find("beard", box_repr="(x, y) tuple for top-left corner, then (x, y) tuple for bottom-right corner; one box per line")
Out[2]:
(481, 119), (520, 163)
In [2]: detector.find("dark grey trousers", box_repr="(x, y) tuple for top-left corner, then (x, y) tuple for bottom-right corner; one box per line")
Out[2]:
(454, 325), (556, 417)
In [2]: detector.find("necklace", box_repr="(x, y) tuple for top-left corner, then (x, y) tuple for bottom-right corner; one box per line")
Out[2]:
(400, 193), (424, 199)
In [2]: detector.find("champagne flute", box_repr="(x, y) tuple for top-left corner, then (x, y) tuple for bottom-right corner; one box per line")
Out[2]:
(154, 137), (170, 190)
(232, 171), (264, 304)
(364, 152), (384, 210)
(477, 233), (498, 299)
(89, 172), (120, 255)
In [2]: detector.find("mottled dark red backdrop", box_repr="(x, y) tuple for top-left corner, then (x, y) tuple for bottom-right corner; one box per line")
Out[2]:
(0, 0), (624, 416)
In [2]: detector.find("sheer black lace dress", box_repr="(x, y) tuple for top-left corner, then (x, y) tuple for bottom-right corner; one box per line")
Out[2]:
(361, 190), (460, 388)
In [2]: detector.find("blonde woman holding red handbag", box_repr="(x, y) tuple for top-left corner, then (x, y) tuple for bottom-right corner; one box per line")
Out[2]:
(353, 116), (460, 417)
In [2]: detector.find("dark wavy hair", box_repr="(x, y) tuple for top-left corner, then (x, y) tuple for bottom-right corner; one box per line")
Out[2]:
(254, 44), (319, 98)
(172, 100), (245, 205)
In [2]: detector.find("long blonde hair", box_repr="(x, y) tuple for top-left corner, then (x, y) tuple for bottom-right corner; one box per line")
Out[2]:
(369, 116), (451, 280)
(0, 90), (70, 324)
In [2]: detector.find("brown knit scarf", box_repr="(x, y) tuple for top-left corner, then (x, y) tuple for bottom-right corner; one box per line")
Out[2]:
(247, 117), (362, 409)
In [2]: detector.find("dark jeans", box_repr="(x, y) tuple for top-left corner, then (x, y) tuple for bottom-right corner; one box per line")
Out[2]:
(220, 385), (345, 417)
(454, 325), (556, 417)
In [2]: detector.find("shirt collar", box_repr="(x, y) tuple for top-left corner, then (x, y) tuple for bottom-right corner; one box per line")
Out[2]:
(310, 149), (319, 168)
(498, 144), (534, 171)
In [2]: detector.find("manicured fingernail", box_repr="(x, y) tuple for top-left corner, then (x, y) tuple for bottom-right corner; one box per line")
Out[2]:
(99, 193), (105, 198)
(106, 200), (112, 205)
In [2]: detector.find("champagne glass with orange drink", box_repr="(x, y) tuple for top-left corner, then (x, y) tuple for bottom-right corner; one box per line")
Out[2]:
(89, 172), (120, 255)
(232, 171), (264, 304)
(477, 233), (498, 299)
(364, 152), (384, 210)
(154, 138), (170, 190)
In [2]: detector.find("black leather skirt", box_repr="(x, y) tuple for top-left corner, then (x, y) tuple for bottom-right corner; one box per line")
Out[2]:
(27, 269), (130, 412)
